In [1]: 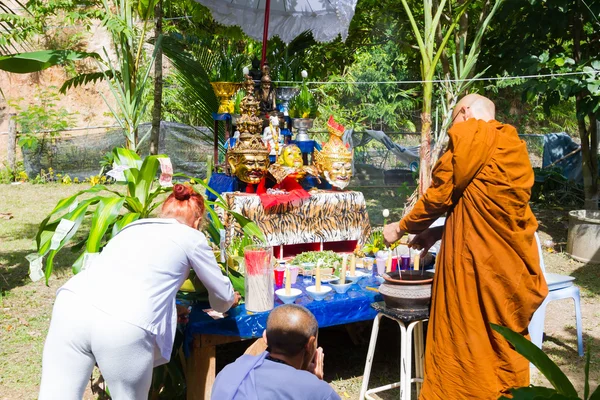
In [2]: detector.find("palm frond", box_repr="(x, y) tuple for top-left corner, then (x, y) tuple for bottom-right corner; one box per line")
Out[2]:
(60, 71), (116, 94)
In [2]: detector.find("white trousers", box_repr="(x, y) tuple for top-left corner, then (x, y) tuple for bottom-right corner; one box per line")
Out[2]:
(39, 290), (155, 400)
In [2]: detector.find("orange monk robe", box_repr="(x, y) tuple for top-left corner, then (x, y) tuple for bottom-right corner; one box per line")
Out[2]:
(400, 119), (548, 400)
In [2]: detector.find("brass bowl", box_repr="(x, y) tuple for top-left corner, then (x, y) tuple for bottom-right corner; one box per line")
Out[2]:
(211, 82), (243, 114)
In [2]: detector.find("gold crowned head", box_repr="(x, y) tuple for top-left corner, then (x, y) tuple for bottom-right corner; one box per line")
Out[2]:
(314, 116), (353, 189)
(314, 140), (352, 168)
(227, 133), (270, 184)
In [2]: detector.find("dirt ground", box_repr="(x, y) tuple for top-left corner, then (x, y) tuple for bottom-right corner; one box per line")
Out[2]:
(0, 185), (598, 399)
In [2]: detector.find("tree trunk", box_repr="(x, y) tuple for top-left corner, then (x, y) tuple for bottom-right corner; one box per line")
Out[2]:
(7, 113), (17, 173)
(150, 0), (163, 156)
(573, 1), (598, 209)
(582, 114), (599, 210)
(419, 82), (433, 196)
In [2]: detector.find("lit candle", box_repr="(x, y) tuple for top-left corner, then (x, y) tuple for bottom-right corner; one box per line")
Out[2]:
(340, 254), (348, 284)
(315, 260), (322, 292)
(414, 252), (420, 271)
(350, 255), (356, 276)
(285, 265), (291, 295)
(386, 252), (392, 273)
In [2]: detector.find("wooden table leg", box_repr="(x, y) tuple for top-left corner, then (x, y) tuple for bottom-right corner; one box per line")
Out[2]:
(186, 334), (243, 400)
(187, 334), (215, 400)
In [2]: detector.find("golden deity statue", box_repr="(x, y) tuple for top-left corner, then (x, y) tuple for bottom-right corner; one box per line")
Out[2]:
(226, 75), (270, 184)
(314, 116), (353, 190)
(269, 144), (320, 183)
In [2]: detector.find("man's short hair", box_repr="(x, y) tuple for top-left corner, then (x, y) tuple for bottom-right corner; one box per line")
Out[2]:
(266, 304), (318, 357)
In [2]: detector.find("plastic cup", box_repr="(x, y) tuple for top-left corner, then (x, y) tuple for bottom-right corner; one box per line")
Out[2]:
(290, 266), (299, 284)
(400, 254), (411, 270)
(375, 256), (386, 276)
(274, 267), (285, 286)
(364, 257), (374, 271)
(391, 256), (399, 272)
(301, 262), (314, 284)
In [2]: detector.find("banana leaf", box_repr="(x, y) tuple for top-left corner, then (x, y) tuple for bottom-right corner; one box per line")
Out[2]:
(0, 50), (100, 73)
(501, 387), (576, 400)
(491, 324), (578, 398)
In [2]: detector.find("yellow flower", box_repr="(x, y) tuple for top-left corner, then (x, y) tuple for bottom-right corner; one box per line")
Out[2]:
(302, 111), (310, 118)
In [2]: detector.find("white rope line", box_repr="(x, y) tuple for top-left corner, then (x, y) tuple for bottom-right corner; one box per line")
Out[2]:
(273, 71), (592, 85)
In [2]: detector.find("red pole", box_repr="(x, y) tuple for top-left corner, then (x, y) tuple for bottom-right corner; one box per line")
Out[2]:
(261, 0), (271, 68)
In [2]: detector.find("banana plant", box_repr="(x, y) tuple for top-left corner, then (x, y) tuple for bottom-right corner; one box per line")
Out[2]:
(33, 147), (264, 288)
(491, 323), (599, 400)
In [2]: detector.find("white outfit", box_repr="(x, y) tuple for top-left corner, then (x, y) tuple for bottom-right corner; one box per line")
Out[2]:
(39, 290), (155, 400)
(39, 218), (234, 399)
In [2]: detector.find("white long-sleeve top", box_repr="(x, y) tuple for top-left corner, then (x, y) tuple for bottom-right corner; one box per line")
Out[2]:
(59, 218), (234, 366)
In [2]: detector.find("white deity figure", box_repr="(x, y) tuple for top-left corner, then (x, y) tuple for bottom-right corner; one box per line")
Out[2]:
(262, 115), (283, 157)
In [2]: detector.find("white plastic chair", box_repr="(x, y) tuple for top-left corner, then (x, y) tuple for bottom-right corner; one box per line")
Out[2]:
(529, 233), (584, 357)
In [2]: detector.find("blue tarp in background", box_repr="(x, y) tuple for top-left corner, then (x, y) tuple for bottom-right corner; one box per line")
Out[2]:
(542, 133), (583, 183)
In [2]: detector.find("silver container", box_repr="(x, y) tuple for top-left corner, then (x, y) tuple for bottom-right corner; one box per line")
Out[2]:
(292, 118), (314, 142)
(276, 86), (300, 113)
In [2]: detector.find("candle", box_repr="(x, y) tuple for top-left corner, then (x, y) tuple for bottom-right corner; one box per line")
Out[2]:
(315, 260), (322, 292)
(386, 252), (392, 273)
(414, 252), (420, 271)
(340, 254), (348, 284)
(349, 255), (356, 276)
(285, 266), (291, 295)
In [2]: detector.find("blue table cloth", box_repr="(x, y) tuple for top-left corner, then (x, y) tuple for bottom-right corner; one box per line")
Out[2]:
(291, 140), (321, 154)
(185, 270), (382, 353)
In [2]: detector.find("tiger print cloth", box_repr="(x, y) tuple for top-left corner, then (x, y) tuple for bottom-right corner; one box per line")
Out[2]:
(220, 190), (371, 247)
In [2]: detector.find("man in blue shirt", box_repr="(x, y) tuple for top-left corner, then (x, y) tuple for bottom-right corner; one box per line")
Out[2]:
(211, 304), (341, 400)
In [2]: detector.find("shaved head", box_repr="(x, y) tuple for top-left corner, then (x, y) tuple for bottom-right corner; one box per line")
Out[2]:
(451, 93), (496, 125)
(265, 305), (318, 357)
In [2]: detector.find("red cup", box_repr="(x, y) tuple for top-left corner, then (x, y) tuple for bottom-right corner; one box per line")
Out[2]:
(391, 256), (399, 272)
(274, 267), (285, 286)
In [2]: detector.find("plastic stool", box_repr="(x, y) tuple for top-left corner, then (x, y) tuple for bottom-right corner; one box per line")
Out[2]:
(359, 303), (429, 400)
(529, 233), (584, 357)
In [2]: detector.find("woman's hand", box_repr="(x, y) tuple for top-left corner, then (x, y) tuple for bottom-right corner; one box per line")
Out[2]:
(308, 347), (325, 380)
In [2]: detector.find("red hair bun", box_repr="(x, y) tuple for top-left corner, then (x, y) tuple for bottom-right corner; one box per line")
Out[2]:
(173, 184), (193, 200)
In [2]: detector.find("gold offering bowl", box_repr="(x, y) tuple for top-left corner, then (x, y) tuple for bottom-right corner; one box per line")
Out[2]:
(211, 82), (243, 114)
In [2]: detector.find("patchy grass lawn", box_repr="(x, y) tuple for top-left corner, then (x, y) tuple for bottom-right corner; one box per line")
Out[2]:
(1, 184), (598, 399)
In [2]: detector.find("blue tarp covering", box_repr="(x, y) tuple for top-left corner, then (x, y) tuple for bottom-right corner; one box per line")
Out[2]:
(184, 271), (383, 355)
(542, 133), (583, 183)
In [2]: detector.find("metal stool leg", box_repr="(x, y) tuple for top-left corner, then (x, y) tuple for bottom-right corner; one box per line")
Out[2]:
(403, 321), (417, 400)
(360, 313), (383, 400)
(414, 322), (425, 397)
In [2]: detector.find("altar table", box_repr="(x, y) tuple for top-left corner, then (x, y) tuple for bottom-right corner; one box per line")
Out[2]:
(184, 272), (383, 399)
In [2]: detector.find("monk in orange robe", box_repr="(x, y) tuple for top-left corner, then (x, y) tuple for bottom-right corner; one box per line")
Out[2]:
(383, 94), (548, 399)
